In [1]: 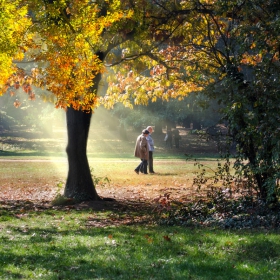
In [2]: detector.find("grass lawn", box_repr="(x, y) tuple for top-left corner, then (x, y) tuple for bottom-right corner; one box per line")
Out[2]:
(1, 206), (280, 280)
(1, 125), (280, 279)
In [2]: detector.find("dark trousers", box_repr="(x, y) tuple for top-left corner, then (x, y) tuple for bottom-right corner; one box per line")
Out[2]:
(135, 159), (148, 174)
(148, 151), (154, 172)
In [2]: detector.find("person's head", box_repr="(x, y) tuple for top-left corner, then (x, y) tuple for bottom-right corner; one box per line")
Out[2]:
(146, 126), (153, 134)
(142, 129), (150, 136)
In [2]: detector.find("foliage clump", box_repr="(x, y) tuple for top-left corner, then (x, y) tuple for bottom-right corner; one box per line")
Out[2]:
(157, 191), (280, 230)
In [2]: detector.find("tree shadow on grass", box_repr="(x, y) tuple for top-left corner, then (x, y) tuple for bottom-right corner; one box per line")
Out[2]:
(1, 199), (280, 279)
(1, 222), (279, 279)
(0, 198), (157, 226)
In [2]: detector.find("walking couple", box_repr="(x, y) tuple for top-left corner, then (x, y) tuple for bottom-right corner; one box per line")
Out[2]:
(134, 126), (155, 174)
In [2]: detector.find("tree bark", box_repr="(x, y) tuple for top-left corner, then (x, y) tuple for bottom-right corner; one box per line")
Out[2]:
(63, 51), (104, 201)
(64, 106), (101, 201)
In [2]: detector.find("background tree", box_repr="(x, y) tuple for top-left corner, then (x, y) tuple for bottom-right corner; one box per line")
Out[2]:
(103, 0), (280, 202)
(109, 94), (221, 134)
(213, 0), (280, 202)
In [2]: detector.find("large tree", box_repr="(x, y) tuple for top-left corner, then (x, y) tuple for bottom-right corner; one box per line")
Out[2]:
(1, 0), (136, 201)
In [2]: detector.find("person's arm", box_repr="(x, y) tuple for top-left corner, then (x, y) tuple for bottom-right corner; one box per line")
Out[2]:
(149, 137), (154, 150)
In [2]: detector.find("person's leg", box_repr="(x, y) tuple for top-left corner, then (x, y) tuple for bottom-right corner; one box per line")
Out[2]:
(149, 151), (154, 173)
(143, 159), (148, 174)
(139, 159), (144, 173)
(135, 160), (143, 174)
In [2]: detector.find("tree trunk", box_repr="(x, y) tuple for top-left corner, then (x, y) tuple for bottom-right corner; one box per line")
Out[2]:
(64, 106), (101, 201)
(154, 120), (163, 136)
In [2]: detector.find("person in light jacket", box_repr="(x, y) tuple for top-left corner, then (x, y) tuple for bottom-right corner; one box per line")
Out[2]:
(146, 126), (155, 173)
(134, 129), (150, 174)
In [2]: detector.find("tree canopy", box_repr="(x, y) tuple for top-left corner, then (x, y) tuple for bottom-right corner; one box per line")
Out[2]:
(1, 0), (136, 110)
(1, 0), (221, 109)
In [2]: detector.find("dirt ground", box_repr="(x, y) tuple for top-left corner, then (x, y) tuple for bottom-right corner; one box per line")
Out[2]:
(0, 159), (203, 210)
(0, 126), (219, 212)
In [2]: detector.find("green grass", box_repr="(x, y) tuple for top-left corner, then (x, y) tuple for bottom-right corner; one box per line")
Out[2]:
(0, 207), (279, 280)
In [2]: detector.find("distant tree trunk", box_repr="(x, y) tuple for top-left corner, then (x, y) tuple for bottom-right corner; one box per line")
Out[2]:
(166, 120), (176, 131)
(64, 107), (101, 201)
(154, 120), (163, 136)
